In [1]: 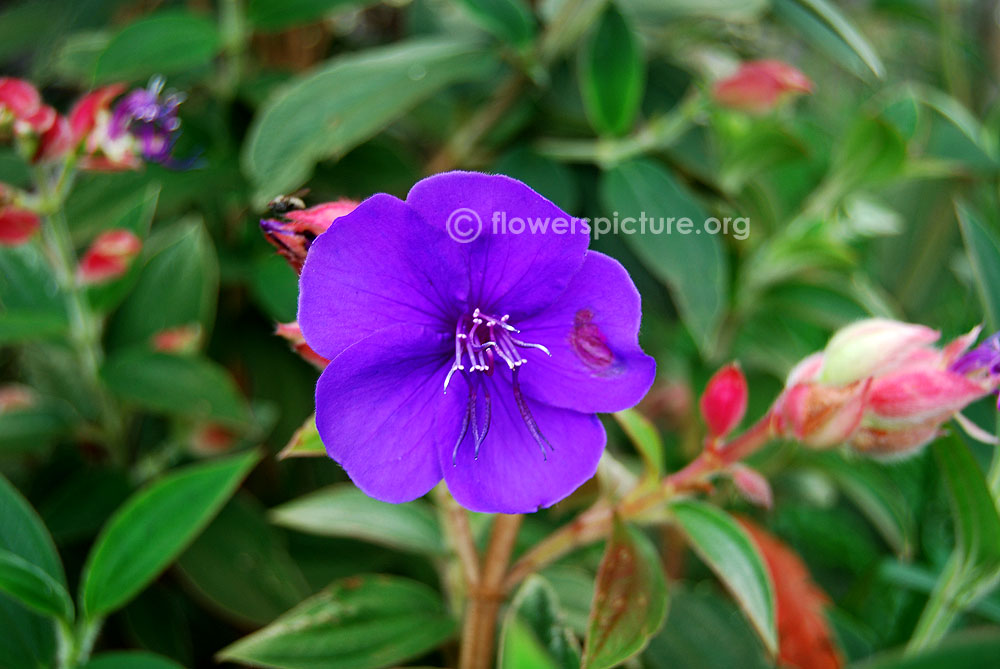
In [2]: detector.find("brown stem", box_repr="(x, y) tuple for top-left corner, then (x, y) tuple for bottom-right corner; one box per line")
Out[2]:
(459, 514), (523, 669)
(503, 411), (777, 591)
(439, 488), (481, 587)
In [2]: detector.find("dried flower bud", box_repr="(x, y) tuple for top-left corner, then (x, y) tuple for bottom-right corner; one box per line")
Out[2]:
(700, 363), (748, 439)
(276, 321), (329, 369)
(261, 199), (358, 273)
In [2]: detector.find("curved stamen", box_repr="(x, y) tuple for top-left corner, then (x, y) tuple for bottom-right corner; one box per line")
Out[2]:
(475, 381), (491, 460)
(452, 377), (475, 465)
(512, 367), (554, 459)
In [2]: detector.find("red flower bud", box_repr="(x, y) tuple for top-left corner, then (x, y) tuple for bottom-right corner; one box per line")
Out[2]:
(699, 363), (748, 438)
(0, 206), (40, 246)
(0, 384), (35, 413)
(77, 229), (142, 285)
(276, 321), (329, 369)
(33, 114), (72, 162)
(713, 60), (813, 113)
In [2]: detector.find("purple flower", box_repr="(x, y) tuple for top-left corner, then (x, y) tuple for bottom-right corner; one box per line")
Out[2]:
(950, 331), (1000, 376)
(298, 172), (656, 513)
(108, 76), (188, 166)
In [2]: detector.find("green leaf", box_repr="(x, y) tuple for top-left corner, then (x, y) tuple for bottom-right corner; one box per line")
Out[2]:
(0, 549), (73, 621)
(500, 576), (581, 669)
(80, 451), (260, 618)
(270, 485), (445, 555)
(277, 414), (326, 459)
(103, 351), (251, 426)
(599, 159), (728, 355)
(217, 575), (457, 669)
(247, 0), (369, 32)
(618, 0), (768, 22)
(455, 0), (536, 45)
(807, 452), (915, 558)
(613, 409), (664, 480)
(932, 435), (1000, 583)
(0, 474), (64, 668)
(94, 11), (220, 83)
(107, 218), (218, 350)
(0, 244), (68, 341)
(957, 202), (1000, 331)
(249, 253), (300, 323)
(0, 399), (74, 455)
(177, 496), (311, 627)
(644, 586), (771, 669)
(856, 629), (1000, 669)
(582, 520), (668, 669)
(669, 500), (777, 654)
(774, 0), (883, 78)
(243, 37), (497, 202)
(827, 116), (906, 194)
(578, 3), (644, 136)
(81, 651), (186, 669)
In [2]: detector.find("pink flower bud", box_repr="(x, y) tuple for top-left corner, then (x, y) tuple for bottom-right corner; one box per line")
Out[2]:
(713, 60), (813, 113)
(700, 363), (748, 438)
(261, 198), (358, 273)
(191, 422), (236, 455)
(0, 206), (40, 246)
(68, 84), (126, 144)
(730, 463), (773, 509)
(151, 324), (203, 354)
(850, 420), (942, 460)
(276, 321), (329, 369)
(0, 78), (41, 120)
(77, 229), (142, 285)
(776, 379), (871, 448)
(819, 318), (939, 385)
(866, 368), (985, 425)
(67, 84), (142, 171)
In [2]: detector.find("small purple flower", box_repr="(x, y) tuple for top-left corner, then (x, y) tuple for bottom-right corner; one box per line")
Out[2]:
(298, 172), (656, 513)
(109, 76), (187, 166)
(951, 331), (1000, 376)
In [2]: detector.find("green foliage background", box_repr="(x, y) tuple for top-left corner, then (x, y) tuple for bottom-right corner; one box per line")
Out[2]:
(2, 0), (1000, 667)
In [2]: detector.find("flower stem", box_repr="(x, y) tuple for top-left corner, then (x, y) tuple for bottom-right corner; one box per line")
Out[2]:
(458, 514), (522, 669)
(504, 411), (776, 590)
(36, 167), (125, 462)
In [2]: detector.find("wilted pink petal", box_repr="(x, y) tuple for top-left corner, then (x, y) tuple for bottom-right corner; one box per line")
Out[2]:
(700, 363), (748, 438)
(77, 229), (142, 285)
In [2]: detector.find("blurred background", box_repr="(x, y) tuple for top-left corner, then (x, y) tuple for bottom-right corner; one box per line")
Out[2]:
(3, 0), (1000, 667)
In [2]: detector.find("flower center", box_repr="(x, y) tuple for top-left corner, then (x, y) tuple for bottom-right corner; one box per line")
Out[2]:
(443, 308), (554, 464)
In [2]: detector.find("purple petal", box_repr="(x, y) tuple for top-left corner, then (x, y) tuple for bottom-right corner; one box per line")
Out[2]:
(440, 375), (606, 513)
(315, 323), (464, 503)
(406, 172), (589, 319)
(298, 193), (470, 360)
(513, 251), (655, 413)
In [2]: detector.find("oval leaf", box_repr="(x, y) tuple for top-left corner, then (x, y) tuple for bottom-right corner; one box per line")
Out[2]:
(500, 576), (581, 669)
(669, 500), (777, 655)
(217, 575), (456, 669)
(269, 485), (444, 555)
(94, 11), (220, 83)
(578, 3), (644, 136)
(0, 550), (73, 621)
(599, 159), (728, 354)
(243, 37), (497, 202)
(582, 520), (668, 669)
(455, 0), (536, 45)
(80, 451), (260, 618)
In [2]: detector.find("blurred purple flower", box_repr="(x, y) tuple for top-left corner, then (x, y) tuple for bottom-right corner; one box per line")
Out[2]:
(109, 76), (190, 167)
(297, 172), (656, 513)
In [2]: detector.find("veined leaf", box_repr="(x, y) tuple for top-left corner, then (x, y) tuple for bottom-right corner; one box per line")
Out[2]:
(0, 550), (73, 621)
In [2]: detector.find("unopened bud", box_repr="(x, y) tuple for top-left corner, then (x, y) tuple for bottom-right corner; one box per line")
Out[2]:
(0, 206), (40, 246)
(713, 60), (813, 113)
(776, 379), (871, 448)
(261, 199), (357, 273)
(819, 318), (939, 385)
(77, 229), (142, 285)
(700, 363), (748, 438)
(730, 464), (773, 509)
